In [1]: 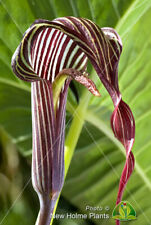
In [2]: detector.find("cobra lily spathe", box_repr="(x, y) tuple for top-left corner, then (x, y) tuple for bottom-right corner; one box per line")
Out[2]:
(11, 17), (135, 225)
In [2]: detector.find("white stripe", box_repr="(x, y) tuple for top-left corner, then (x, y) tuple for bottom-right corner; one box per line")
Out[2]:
(35, 29), (49, 74)
(39, 29), (55, 77)
(48, 32), (63, 82)
(59, 39), (73, 71)
(52, 34), (67, 79)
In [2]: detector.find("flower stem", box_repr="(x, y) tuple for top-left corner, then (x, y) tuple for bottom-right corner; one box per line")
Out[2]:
(36, 195), (57, 225)
(65, 90), (91, 174)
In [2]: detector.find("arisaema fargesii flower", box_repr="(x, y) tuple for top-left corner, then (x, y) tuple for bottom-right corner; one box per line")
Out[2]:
(11, 17), (135, 225)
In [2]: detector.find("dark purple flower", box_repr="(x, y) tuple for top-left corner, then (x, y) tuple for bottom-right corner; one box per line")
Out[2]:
(11, 17), (135, 225)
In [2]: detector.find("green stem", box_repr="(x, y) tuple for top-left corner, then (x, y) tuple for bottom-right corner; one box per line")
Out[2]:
(64, 90), (91, 174)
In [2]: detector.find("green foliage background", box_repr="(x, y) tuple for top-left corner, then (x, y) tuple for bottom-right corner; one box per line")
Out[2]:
(0, 0), (151, 224)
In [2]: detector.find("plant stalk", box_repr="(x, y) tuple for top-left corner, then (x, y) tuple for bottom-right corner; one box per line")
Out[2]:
(36, 195), (58, 225)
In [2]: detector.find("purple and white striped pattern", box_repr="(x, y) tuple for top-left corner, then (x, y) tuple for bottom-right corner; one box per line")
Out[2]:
(31, 79), (68, 225)
(31, 28), (86, 82)
(21, 17), (122, 102)
(12, 25), (87, 82)
(31, 80), (55, 195)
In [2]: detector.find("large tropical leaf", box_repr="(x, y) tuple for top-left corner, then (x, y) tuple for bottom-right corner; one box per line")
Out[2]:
(0, 0), (151, 225)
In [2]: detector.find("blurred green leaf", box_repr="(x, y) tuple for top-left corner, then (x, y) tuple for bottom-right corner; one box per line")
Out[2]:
(116, 0), (151, 37)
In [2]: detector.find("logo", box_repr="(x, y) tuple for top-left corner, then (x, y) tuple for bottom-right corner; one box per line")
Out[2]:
(112, 201), (136, 221)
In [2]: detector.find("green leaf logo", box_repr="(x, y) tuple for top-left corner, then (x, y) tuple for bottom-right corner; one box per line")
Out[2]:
(112, 201), (136, 221)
